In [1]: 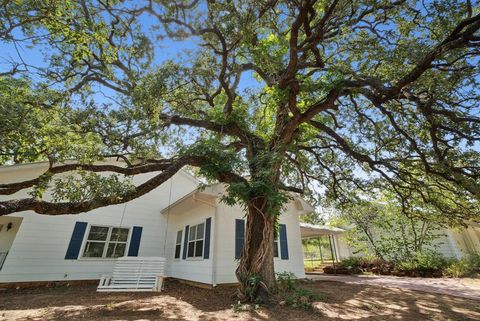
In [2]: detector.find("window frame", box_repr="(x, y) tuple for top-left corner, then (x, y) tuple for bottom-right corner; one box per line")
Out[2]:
(174, 229), (183, 260)
(273, 233), (280, 259)
(80, 224), (131, 260)
(186, 221), (205, 260)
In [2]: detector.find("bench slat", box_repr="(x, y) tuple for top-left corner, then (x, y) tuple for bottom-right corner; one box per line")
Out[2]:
(97, 256), (166, 292)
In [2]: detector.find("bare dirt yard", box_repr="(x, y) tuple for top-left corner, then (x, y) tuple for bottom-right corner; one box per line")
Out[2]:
(1, 280), (479, 321)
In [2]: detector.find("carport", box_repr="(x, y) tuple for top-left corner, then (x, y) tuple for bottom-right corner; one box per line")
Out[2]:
(300, 223), (345, 269)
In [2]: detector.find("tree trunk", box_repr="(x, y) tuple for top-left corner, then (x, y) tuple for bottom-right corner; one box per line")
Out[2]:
(235, 196), (276, 303)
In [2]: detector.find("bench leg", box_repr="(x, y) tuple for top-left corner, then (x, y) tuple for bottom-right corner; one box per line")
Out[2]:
(98, 275), (112, 288)
(99, 275), (105, 287)
(155, 276), (165, 292)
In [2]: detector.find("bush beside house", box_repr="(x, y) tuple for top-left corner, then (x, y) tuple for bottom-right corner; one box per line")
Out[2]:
(322, 252), (480, 278)
(319, 197), (480, 279)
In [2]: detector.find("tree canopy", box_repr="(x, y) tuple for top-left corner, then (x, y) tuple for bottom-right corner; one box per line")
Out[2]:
(1, 0), (480, 300)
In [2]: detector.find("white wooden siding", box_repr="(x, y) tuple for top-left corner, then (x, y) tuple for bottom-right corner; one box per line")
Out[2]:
(450, 226), (480, 257)
(164, 202), (216, 284)
(0, 165), (199, 283)
(214, 200), (306, 284)
(1, 163), (308, 285)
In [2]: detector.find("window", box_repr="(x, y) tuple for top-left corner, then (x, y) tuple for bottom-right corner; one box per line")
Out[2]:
(107, 228), (129, 258)
(174, 230), (183, 259)
(187, 222), (204, 258)
(273, 235), (279, 258)
(83, 226), (129, 258)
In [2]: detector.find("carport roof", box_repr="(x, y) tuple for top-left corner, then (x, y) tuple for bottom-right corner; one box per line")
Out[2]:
(300, 222), (344, 238)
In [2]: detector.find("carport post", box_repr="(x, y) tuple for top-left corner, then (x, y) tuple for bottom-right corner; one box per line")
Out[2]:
(331, 235), (338, 262)
(317, 237), (324, 263)
(328, 234), (336, 271)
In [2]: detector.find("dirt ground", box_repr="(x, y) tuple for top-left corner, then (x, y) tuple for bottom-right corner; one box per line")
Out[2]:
(1, 280), (479, 321)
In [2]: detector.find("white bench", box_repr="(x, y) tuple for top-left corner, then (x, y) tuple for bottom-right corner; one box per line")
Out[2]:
(97, 256), (166, 292)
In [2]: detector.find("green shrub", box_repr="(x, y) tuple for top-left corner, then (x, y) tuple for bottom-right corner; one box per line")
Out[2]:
(275, 272), (321, 309)
(443, 253), (480, 278)
(469, 253), (480, 270)
(444, 259), (472, 277)
(338, 256), (364, 269)
(395, 259), (416, 272)
(337, 255), (389, 274)
(414, 251), (448, 271)
(394, 251), (447, 276)
(335, 253), (480, 278)
(244, 274), (262, 303)
(276, 271), (296, 292)
(362, 255), (383, 267)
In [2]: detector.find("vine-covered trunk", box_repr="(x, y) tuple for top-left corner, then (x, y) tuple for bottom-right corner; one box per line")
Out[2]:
(235, 196), (276, 303)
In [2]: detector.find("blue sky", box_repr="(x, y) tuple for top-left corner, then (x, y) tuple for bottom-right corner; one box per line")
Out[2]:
(0, 11), (259, 108)
(1, 5), (478, 154)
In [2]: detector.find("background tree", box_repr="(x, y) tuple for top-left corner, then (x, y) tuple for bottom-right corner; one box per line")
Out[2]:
(333, 197), (447, 261)
(1, 0), (480, 302)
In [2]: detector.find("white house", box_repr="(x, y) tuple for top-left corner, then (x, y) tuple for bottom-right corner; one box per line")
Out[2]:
(0, 161), (311, 286)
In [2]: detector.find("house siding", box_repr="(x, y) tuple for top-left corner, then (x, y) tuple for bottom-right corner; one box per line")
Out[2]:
(1, 163), (309, 285)
(214, 200), (306, 284)
(334, 235), (352, 260)
(164, 203), (216, 284)
(0, 165), (199, 283)
(451, 226), (480, 257)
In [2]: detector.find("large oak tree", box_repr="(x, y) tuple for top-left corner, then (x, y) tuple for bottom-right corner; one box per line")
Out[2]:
(1, 0), (480, 301)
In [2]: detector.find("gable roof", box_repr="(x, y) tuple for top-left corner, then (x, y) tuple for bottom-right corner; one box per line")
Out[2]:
(1, 160), (314, 217)
(161, 183), (315, 215)
(0, 159), (201, 185)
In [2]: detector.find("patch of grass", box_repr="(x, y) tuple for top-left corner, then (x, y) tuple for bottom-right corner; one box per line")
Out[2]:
(304, 259), (334, 269)
(276, 272), (323, 309)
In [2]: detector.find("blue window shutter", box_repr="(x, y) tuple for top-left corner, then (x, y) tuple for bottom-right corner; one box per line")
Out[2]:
(279, 224), (289, 260)
(182, 225), (189, 259)
(204, 218), (211, 259)
(127, 226), (143, 256)
(235, 219), (245, 259)
(65, 221), (87, 259)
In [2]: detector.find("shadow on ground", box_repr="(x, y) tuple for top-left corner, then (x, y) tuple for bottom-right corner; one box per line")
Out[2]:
(1, 280), (479, 321)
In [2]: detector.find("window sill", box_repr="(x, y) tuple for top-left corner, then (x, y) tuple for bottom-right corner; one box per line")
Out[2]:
(78, 257), (119, 261)
(185, 257), (205, 261)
